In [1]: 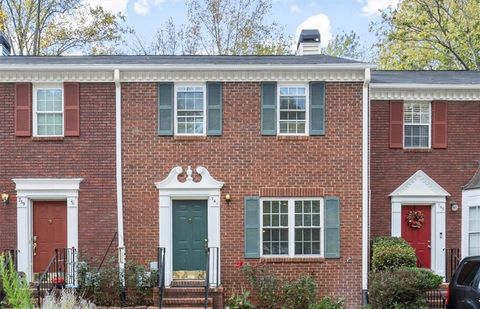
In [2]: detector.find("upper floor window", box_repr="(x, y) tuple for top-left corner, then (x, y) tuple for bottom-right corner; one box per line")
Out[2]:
(261, 198), (323, 257)
(175, 85), (206, 135)
(404, 101), (430, 148)
(278, 85), (308, 135)
(33, 85), (63, 137)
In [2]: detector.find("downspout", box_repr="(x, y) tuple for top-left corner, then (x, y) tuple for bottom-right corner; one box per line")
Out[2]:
(362, 68), (371, 304)
(114, 69), (126, 278)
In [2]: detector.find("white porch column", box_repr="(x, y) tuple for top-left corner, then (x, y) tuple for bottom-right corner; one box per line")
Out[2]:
(391, 201), (402, 237)
(159, 195), (172, 286)
(433, 201), (446, 277)
(16, 196), (31, 281)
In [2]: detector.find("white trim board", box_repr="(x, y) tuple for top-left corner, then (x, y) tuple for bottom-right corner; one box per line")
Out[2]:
(390, 170), (449, 278)
(12, 178), (83, 282)
(155, 166), (224, 286)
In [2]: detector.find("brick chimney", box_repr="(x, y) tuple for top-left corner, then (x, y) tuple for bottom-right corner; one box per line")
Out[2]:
(296, 29), (320, 55)
(0, 32), (11, 56)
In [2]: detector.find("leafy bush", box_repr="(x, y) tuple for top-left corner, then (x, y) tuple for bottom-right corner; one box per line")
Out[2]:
(42, 289), (95, 309)
(371, 237), (416, 271)
(283, 276), (317, 309)
(309, 296), (344, 309)
(368, 267), (442, 309)
(0, 254), (33, 308)
(227, 290), (252, 309)
(240, 264), (318, 309)
(241, 264), (282, 309)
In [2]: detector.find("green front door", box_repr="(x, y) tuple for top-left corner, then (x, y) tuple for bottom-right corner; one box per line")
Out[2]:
(172, 200), (208, 279)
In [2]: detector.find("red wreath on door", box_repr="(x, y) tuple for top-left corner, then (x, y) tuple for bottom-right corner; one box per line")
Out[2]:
(406, 210), (425, 229)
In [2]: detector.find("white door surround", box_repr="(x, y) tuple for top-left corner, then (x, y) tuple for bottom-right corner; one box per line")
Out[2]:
(155, 166), (224, 286)
(12, 178), (83, 282)
(390, 170), (450, 277)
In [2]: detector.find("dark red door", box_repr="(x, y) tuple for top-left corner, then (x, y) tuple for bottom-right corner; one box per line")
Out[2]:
(401, 205), (431, 268)
(33, 201), (67, 273)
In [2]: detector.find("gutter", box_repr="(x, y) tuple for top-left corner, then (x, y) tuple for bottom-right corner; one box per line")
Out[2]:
(370, 83), (480, 90)
(114, 69), (126, 279)
(362, 68), (371, 303)
(0, 63), (377, 72)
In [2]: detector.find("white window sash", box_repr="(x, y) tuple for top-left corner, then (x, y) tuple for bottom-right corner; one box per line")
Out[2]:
(260, 197), (324, 258)
(32, 84), (64, 137)
(277, 84), (309, 136)
(403, 101), (431, 149)
(174, 83), (207, 136)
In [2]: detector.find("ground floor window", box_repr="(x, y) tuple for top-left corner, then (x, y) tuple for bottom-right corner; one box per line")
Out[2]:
(261, 198), (323, 257)
(469, 206), (480, 255)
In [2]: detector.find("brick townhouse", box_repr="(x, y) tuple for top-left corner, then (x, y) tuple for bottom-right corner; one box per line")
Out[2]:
(370, 71), (480, 280)
(0, 30), (372, 308)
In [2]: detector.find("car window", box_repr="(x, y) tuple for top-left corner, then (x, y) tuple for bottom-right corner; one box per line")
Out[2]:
(457, 261), (480, 287)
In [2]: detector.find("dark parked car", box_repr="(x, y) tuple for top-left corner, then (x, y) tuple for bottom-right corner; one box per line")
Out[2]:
(447, 256), (480, 309)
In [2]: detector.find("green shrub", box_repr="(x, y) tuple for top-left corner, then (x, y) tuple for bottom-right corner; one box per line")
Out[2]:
(227, 290), (252, 309)
(0, 254), (33, 308)
(309, 296), (344, 309)
(283, 276), (316, 309)
(241, 264), (282, 309)
(371, 237), (416, 271)
(368, 267), (441, 309)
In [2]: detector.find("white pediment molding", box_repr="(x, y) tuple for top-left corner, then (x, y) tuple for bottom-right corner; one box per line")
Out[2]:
(370, 87), (480, 101)
(390, 170), (450, 197)
(155, 166), (224, 190)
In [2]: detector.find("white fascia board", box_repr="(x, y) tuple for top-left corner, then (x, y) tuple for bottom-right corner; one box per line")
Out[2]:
(371, 83), (480, 90)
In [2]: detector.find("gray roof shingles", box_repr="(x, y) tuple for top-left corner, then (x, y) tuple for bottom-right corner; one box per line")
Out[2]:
(372, 70), (480, 85)
(0, 54), (365, 65)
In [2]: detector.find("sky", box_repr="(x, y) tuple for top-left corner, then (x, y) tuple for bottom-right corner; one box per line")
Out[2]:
(85, 0), (400, 52)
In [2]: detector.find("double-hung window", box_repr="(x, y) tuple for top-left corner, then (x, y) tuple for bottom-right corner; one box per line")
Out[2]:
(33, 85), (64, 137)
(261, 198), (323, 257)
(278, 85), (308, 135)
(404, 101), (430, 148)
(175, 85), (206, 135)
(469, 206), (480, 256)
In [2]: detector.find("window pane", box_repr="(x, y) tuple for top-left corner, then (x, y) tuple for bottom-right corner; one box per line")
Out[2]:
(263, 200), (289, 255)
(36, 88), (63, 136)
(294, 199), (322, 255)
(176, 87), (204, 134)
(404, 102), (430, 148)
(279, 87), (307, 134)
(470, 207), (480, 255)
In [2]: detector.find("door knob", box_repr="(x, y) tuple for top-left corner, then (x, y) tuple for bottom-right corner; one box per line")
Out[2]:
(33, 236), (37, 256)
(204, 239), (208, 252)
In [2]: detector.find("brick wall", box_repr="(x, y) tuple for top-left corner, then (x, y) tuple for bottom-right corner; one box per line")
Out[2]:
(0, 83), (118, 260)
(121, 81), (364, 308)
(371, 100), (480, 250)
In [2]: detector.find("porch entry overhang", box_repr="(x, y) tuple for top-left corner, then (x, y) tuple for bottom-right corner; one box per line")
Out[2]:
(12, 178), (83, 282)
(389, 170), (450, 277)
(155, 166), (224, 287)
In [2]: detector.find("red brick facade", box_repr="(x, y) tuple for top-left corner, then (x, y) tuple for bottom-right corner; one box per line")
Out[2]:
(370, 100), (480, 250)
(0, 83), (118, 259)
(121, 82), (364, 307)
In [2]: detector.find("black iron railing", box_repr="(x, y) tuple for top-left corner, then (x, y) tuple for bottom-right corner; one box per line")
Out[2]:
(0, 249), (18, 272)
(426, 289), (446, 309)
(445, 248), (460, 282)
(157, 247), (166, 309)
(36, 247), (76, 307)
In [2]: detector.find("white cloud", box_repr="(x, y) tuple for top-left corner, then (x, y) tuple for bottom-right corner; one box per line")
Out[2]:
(361, 0), (400, 16)
(133, 0), (167, 15)
(296, 14), (332, 47)
(290, 4), (301, 13)
(85, 0), (129, 14)
(134, 0), (150, 15)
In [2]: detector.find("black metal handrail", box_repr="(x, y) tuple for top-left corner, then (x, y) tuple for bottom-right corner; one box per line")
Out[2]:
(36, 247), (76, 307)
(445, 248), (461, 282)
(157, 247), (166, 309)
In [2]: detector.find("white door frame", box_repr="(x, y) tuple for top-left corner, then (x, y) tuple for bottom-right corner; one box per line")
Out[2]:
(390, 170), (450, 277)
(12, 178), (82, 282)
(155, 166), (224, 287)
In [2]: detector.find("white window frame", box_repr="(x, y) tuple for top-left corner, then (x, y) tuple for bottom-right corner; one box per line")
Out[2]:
(32, 84), (64, 137)
(467, 205), (480, 256)
(260, 197), (324, 258)
(174, 83), (207, 136)
(403, 101), (431, 149)
(277, 83), (309, 136)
